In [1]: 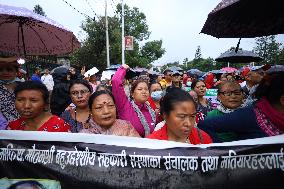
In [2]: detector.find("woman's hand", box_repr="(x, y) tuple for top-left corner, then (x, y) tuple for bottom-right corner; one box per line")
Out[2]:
(122, 64), (130, 70)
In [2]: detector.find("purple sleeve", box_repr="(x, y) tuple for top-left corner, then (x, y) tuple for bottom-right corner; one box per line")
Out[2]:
(0, 111), (8, 130)
(111, 67), (131, 116)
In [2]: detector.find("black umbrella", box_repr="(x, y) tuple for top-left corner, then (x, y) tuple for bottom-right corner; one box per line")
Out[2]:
(201, 0), (284, 38)
(215, 49), (264, 63)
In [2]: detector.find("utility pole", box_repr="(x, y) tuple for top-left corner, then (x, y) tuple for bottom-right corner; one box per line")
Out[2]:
(105, 0), (110, 67)
(121, 0), (125, 65)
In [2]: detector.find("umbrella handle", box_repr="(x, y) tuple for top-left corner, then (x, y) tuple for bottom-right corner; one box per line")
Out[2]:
(235, 38), (242, 53)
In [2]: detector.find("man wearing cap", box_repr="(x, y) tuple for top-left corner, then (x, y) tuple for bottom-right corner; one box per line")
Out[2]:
(242, 64), (270, 106)
(0, 57), (20, 125)
(159, 69), (172, 90)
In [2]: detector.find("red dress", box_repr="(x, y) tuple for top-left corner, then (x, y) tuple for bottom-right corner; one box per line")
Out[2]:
(148, 97), (163, 123)
(8, 115), (70, 132)
(147, 124), (212, 144)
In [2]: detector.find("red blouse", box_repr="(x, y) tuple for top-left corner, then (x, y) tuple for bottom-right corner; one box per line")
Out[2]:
(147, 124), (212, 144)
(8, 115), (70, 132)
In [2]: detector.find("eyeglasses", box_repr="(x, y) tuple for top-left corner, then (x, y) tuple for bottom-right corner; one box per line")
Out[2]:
(219, 90), (242, 96)
(70, 89), (90, 97)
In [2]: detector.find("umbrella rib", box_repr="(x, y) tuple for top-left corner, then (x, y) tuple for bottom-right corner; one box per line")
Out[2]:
(28, 24), (51, 55)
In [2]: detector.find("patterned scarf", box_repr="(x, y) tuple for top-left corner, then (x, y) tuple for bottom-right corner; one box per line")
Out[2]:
(255, 98), (284, 132)
(217, 103), (245, 114)
(131, 100), (156, 136)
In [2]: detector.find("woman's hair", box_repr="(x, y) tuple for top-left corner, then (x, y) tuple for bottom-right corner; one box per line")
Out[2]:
(255, 72), (284, 105)
(130, 79), (149, 94)
(14, 81), (49, 104)
(160, 87), (196, 116)
(217, 81), (241, 93)
(191, 79), (205, 89)
(69, 79), (93, 94)
(88, 90), (115, 110)
(149, 81), (162, 90)
(96, 84), (112, 93)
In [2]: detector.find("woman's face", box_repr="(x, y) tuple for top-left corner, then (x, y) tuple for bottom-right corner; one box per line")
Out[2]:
(132, 82), (149, 103)
(194, 81), (206, 97)
(218, 83), (244, 109)
(164, 101), (196, 141)
(15, 90), (46, 119)
(70, 84), (91, 108)
(0, 65), (17, 81)
(91, 94), (116, 128)
(150, 83), (162, 93)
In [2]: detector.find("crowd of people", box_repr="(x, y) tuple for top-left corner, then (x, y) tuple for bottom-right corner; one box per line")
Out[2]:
(0, 56), (283, 145)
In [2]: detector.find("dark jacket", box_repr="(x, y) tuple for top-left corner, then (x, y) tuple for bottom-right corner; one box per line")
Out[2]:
(197, 105), (267, 142)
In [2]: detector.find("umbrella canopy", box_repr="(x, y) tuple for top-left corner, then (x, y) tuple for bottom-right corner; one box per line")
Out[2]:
(0, 4), (80, 56)
(201, 0), (284, 38)
(220, 67), (237, 73)
(215, 50), (264, 63)
(187, 69), (204, 77)
(84, 67), (99, 77)
(166, 66), (183, 72)
(106, 64), (121, 70)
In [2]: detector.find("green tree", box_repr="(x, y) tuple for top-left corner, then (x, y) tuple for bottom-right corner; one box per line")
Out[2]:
(33, 4), (46, 16)
(253, 35), (282, 65)
(72, 4), (165, 70)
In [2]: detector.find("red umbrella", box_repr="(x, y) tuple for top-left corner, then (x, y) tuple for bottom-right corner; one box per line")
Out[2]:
(0, 4), (80, 56)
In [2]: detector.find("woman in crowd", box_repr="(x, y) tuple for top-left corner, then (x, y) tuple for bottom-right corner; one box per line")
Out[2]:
(198, 71), (284, 142)
(61, 80), (92, 133)
(8, 81), (70, 132)
(148, 81), (163, 123)
(191, 80), (213, 116)
(147, 88), (212, 144)
(112, 64), (156, 137)
(206, 81), (245, 142)
(80, 90), (140, 137)
(0, 57), (20, 124)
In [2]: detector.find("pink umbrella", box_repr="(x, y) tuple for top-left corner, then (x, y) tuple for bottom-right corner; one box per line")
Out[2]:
(220, 67), (237, 73)
(0, 4), (80, 56)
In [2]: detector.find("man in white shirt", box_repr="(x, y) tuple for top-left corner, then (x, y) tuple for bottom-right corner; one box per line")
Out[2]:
(41, 68), (54, 93)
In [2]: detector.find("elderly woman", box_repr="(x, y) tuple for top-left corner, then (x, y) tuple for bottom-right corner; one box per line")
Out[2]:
(206, 81), (245, 142)
(198, 71), (284, 142)
(147, 88), (212, 144)
(0, 57), (20, 124)
(112, 64), (156, 137)
(8, 81), (70, 132)
(61, 80), (92, 132)
(191, 80), (213, 116)
(80, 90), (140, 137)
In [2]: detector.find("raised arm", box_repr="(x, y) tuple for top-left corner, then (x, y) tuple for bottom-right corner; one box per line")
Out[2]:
(111, 65), (131, 115)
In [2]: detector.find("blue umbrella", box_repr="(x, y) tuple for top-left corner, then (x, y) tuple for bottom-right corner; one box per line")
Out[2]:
(187, 69), (204, 77)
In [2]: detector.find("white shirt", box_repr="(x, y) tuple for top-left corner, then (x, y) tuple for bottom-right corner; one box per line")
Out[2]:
(41, 74), (54, 91)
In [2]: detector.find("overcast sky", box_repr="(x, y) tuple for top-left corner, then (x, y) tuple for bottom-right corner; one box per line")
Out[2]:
(1, 0), (283, 66)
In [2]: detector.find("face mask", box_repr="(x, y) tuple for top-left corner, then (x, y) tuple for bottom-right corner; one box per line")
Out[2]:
(151, 90), (163, 101)
(187, 81), (192, 87)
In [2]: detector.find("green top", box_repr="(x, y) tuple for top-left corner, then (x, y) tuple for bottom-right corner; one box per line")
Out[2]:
(206, 109), (237, 142)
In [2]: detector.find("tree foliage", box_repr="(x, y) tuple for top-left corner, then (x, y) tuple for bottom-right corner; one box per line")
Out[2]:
(33, 4), (46, 16)
(71, 4), (165, 70)
(253, 35), (283, 65)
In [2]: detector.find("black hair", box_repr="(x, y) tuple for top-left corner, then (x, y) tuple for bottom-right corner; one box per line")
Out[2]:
(191, 79), (205, 89)
(88, 90), (115, 110)
(163, 69), (172, 75)
(255, 72), (284, 105)
(160, 87), (196, 116)
(96, 84), (112, 93)
(14, 81), (49, 104)
(149, 81), (162, 89)
(69, 79), (93, 94)
(8, 180), (45, 189)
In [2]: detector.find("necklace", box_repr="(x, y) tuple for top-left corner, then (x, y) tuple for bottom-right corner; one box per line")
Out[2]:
(185, 137), (190, 144)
